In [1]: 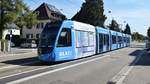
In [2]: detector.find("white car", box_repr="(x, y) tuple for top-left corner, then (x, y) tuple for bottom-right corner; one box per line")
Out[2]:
(20, 42), (37, 48)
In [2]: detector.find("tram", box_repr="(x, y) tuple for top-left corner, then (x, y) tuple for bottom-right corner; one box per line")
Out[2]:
(38, 20), (131, 62)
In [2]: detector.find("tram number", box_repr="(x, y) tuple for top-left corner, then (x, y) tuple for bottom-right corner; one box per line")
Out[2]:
(59, 51), (72, 56)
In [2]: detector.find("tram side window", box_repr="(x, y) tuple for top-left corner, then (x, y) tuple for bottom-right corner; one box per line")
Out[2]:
(81, 32), (88, 47)
(124, 37), (126, 42)
(120, 36), (122, 43)
(99, 33), (103, 47)
(106, 34), (109, 46)
(57, 28), (72, 47)
(112, 35), (116, 44)
(89, 32), (94, 46)
(118, 36), (121, 43)
(104, 34), (106, 45)
(76, 31), (82, 47)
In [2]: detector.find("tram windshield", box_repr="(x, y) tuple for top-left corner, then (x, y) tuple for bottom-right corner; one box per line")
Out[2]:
(39, 21), (62, 47)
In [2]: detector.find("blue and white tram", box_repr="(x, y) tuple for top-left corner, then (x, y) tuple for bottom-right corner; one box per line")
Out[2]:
(38, 20), (131, 62)
(38, 20), (96, 62)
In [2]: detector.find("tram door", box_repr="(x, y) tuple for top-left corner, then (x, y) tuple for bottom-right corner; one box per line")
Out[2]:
(104, 34), (109, 52)
(99, 33), (103, 53)
(106, 34), (109, 51)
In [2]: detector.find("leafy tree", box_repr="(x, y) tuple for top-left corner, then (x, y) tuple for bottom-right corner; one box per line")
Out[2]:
(24, 12), (38, 29)
(0, 0), (37, 39)
(72, 0), (106, 27)
(0, 0), (37, 52)
(132, 32), (144, 42)
(147, 27), (150, 38)
(4, 12), (17, 23)
(124, 24), (131, 35)
(108, 19), (121, 32)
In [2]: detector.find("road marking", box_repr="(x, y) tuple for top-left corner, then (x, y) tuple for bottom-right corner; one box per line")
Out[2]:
(6, 54), (110, 84)
(116, 52), (143, 84)
(0, 61), (39, 70)
(108, 50), (144, 84)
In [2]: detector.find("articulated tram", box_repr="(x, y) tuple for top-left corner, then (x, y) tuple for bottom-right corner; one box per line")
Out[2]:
(38, 20), (131, 62)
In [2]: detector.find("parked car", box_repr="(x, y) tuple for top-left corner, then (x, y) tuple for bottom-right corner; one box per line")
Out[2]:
(20, 40), (37, 48)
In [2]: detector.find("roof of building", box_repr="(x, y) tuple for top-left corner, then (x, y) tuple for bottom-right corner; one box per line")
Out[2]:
(34, 3), (65, 20)
(5, 23), (20, 29)
(47, 3), (63, 15)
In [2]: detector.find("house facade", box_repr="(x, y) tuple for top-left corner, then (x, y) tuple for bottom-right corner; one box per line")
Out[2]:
(22, 3), (66, 44)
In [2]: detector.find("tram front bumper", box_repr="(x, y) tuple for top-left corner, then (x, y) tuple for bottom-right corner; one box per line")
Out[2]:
(38, 53), (55, 62)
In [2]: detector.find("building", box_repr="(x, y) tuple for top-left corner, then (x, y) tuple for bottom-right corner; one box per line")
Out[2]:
(2, 23), (20, 39)
(22, 3), (66, 44)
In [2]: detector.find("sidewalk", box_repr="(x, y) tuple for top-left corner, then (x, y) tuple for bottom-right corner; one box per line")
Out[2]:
(0, 48), (37, 57)
(123, 50), (150, 84)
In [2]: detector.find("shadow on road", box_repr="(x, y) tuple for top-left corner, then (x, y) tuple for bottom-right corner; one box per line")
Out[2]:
(129, 49), (150, 66)
(0, 56), (74, 67)
(0, 57), (42, 66)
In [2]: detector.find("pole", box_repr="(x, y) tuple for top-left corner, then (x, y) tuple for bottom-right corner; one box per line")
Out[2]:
(9, 30), (12, 52)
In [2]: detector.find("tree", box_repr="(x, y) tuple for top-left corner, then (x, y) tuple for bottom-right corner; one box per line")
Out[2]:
(0, 0), (37, 52)
(0, 0), (37, 39)
(24, 12), (38, 29)
(72, 0), (106, 27)
(132, 32), (144, 42)
(108, 19), (121, 32)
(147, 27), (150, 38)
(124, 24), (131, 35)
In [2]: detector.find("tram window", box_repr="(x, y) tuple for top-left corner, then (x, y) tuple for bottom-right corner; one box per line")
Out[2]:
(124, 37), (126, 42)
(120, 36), (122, 43)
(99, 33), (103, 47)
(89, 32), (94, 46)
(81, 32), (88, 47)
(118, 36), (120, 43)
(106, 34), (109, 46)
(57, 28), (72, 47)
(112, 35), (116, 44)
(76, 31), (82, 47)
(104, 34), (106, 45)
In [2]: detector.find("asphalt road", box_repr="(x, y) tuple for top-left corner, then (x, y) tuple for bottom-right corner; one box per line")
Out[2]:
(123, 47), (150, 84)
(0, 43), (146, 84)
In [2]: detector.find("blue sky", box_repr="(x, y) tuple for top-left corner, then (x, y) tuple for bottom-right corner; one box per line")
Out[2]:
(23, 0), (150, 36)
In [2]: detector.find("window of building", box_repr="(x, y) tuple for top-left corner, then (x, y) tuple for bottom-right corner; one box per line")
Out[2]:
(31, 34), (33, 38)
(36, 23), (40, 29)
(57, 28), (72, 47)
(26, 34), (29, 39)
(36, 34), (40, 39)
(41, 23), (44, 28)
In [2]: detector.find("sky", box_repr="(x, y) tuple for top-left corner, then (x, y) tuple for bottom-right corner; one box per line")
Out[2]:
(23, 0), (150, 36)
